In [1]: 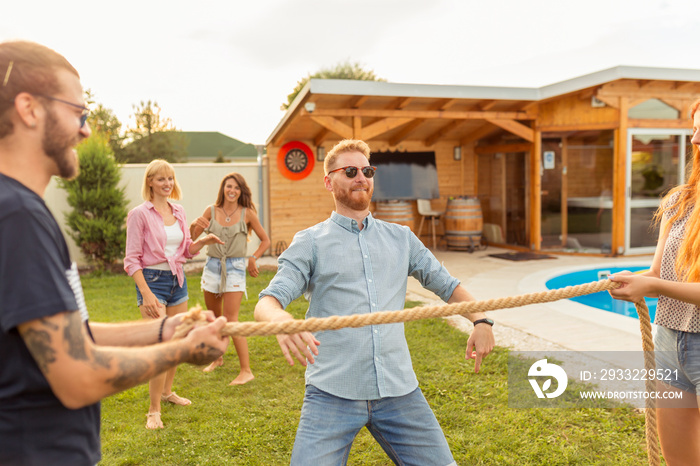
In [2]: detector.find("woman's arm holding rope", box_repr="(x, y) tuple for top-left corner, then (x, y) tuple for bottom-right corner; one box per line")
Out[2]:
(611, 215), (700, 305)
(254, 295), (320, 366)
(448, 285), (495, 373)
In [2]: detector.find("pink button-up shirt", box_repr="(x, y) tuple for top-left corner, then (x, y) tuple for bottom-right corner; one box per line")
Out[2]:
(124, 201), (194, 287)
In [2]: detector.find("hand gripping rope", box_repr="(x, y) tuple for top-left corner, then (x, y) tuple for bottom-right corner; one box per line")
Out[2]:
(174, 279), (659, 466)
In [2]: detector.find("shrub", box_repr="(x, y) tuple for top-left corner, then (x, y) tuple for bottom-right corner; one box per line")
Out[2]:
(59, 134), (129, 270)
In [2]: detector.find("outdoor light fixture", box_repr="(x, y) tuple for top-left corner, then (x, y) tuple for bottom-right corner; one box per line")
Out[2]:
(453, 146), (462, 161)
(304, 102), (316, 113)
(316, 146), (325, 161)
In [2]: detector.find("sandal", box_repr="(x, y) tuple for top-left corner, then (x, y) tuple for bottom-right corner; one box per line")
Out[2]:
(161, 392), (191, 406)
(146, 412), (163, 429)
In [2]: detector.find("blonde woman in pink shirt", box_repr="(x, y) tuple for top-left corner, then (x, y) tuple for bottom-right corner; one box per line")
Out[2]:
(124, 159), (223, 429)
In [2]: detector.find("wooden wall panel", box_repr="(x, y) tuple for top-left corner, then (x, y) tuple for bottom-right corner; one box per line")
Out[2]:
(538, 93), (619, 129)
(267, 139), (477, 249)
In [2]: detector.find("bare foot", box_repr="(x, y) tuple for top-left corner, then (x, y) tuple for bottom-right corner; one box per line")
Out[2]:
(161, 392), (191, 406)
(229, 371), (255, 386)
(146, 412), (163, 429)
(203, 356), (224, 373)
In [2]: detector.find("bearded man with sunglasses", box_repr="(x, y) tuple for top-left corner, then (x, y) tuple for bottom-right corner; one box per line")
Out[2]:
(0, 40), (230, 465)
(256, 139), (495, 465)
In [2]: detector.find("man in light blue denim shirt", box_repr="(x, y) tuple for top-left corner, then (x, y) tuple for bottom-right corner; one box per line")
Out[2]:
(256, 139), (495, 466)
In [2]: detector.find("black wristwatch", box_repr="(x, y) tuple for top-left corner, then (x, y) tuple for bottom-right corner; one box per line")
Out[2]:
(472, 318), (494, 327)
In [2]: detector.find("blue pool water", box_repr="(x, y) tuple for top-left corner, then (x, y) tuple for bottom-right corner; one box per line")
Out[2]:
(545, 266), (657, 321)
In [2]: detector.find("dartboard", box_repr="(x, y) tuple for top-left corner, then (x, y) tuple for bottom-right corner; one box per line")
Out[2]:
(285, 148), (308, 173)
(277, 141), (315, 180)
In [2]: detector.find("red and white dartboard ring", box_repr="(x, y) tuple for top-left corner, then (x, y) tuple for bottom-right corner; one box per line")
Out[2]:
(277, 141), (315, 180)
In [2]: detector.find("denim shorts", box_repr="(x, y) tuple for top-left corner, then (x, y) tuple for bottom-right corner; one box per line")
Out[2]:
(655, 325), (700, 395)
(135, 268), (188, 307)
(290, 385), (456, 466)
(200, 257), (247, 296)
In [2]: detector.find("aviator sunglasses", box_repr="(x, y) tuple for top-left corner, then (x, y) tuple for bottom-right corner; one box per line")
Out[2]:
(327, 165), (377, 178)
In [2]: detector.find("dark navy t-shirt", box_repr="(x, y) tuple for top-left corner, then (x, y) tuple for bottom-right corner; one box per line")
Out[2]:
(0, 173), (100, 465)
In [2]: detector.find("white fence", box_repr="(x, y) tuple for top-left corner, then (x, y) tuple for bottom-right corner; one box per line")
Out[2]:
(44, 160), (270, 267)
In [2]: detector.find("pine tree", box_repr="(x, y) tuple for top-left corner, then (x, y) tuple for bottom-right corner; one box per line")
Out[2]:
(58, 134), (129, 271)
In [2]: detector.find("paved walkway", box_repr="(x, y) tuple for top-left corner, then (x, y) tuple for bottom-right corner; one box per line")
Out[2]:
(405, 247), (654, 354)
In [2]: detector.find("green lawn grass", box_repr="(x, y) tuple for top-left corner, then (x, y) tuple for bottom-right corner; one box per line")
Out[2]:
(84, 270), (654, 465)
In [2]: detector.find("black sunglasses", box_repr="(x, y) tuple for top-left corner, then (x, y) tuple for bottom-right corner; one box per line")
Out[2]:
(34, 94), (89, 128)
(327, 165), (377, 178)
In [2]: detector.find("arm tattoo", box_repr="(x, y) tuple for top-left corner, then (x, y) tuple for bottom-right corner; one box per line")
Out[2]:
(62, 313), (88, 361)
(21, 328), (56, 374)
(106, 358), (152, 391)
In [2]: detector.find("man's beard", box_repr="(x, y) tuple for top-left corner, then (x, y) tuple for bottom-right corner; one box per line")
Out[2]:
(42, 107), (80, 180)
(334, 184), (373, 211)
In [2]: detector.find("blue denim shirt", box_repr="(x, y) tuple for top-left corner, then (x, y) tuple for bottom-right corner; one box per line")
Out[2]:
(260, 211), (460, 400)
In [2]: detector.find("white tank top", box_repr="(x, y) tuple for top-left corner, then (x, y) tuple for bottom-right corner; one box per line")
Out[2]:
(150, 221), (184, 271)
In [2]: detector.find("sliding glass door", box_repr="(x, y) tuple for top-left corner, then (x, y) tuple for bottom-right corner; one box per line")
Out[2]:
(625, 129), (689, 254)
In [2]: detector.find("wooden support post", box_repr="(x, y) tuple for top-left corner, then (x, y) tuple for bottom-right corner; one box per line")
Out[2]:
(530, 131), (542, 250)
(561, 137), (568, 248)
(353, 116), (361, 139)
(612, 97), (629, 256)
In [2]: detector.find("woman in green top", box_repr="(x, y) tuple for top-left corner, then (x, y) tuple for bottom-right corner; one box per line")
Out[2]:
(190, 173), (270, 385)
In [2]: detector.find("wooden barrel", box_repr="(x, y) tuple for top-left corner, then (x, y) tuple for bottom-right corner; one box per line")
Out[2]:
(374, 200), (414, 232)
(444, 198), (483, 250)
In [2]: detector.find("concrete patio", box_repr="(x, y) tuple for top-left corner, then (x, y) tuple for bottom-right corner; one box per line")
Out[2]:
(405, 247), (655, 354)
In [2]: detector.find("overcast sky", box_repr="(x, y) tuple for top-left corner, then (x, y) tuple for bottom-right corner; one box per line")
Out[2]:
(2, 0), (698, 144)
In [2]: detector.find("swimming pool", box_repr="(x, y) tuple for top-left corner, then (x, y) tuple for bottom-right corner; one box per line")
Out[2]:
(545, 266), (657, 321)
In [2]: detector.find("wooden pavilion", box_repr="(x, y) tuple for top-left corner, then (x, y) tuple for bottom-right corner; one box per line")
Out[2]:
(264, 66), (700, 256)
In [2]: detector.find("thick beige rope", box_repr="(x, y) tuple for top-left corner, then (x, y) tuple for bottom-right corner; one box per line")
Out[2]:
(635, 299), (659, 466)
(174, 278), (659, 465)
(178, 279), (619, 338)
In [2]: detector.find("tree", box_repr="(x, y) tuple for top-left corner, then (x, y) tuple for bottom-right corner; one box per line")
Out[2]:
(88, 103), (124, 158)
(282, 60), (386, 110)
(83, 90), (125, 158)
(58, 134), (129, 271)
(118, 100), (187, 163)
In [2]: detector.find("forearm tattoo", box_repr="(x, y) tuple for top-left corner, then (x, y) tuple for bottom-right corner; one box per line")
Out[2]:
(23, 312), (223, 392)
(63, 313), (88, 361)
(21, 324), (56, 374)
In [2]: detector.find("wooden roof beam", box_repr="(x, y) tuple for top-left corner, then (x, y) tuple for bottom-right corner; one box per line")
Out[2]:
(628, 118), (689, 129)
(438, 99), (459, 110)
(395, 97), (413, 109)
(478, 100), (498, 110)
(628, 97), (648, 108)
(309, 115), (353, 139)
(460, 122), (499, 145)
(272, 125), (292, 147)
(475, 142), (532, 154)
(658, 98), (688, 113)
(593, 94), (619, 109)
(676, 82), (699, 92)
(361, 117), (414, 141)
(347, 95), (370, 108)
(485, 118), (534, 142)
(424, 120), (464, 146)
(313, 128), (329, 146)
(301, 108), (533, 120)
(389, 119), (425, 146)
(597, 87), (700, 101)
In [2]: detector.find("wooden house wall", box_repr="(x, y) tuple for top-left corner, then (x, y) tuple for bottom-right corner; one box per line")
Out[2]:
(266, 139), (477, 249)
(537, 93), (619, 130)
(266, 77), (700, 256)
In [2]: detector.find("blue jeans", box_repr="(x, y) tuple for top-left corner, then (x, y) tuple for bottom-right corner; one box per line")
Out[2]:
(655, 325), (700, 395)
(290, 385), (456, 466)
(135, 268), (188, 307)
